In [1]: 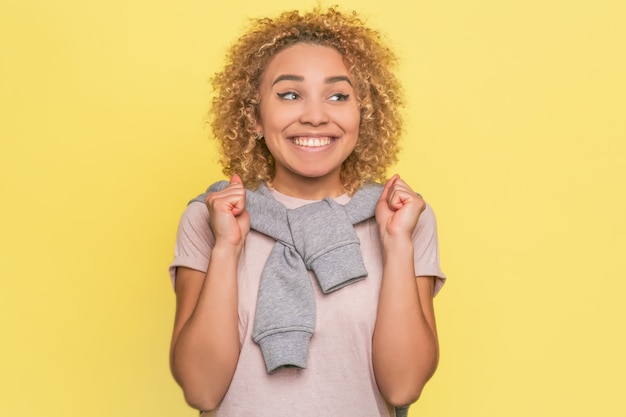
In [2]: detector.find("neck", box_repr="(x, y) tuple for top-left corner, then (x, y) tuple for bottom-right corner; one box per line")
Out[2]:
(270, 173), (346, 200)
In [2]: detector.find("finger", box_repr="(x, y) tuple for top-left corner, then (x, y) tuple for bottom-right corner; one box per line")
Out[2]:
(230, 173), (243, 185)
(379, 174), (399, 205)
(388, 177), (424, 210)
(205, 181), (246, 217)
(388, 176), (413, 195)
(387, 175), (411, 210)
(228, 175), (246, 216)
(388, 187), (413, 210)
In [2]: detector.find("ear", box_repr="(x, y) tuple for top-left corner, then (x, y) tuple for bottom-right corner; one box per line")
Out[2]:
(255, 117), (263, 139)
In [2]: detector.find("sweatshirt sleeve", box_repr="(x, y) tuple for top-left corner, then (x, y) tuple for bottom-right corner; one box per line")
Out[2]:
(168, 201), (215, 289)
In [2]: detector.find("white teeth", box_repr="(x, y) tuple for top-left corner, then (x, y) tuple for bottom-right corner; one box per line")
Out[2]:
(292, 137), (333, 147)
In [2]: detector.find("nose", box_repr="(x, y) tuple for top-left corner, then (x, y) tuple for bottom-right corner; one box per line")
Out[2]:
(299, 98), (329, 126)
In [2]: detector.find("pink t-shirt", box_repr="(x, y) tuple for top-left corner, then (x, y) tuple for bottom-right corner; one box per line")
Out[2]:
(169, 190), (445, 417)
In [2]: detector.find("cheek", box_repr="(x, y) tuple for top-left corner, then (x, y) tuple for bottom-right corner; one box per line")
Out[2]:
(261, 104), (297, 131)
(344, 108), (361, 133)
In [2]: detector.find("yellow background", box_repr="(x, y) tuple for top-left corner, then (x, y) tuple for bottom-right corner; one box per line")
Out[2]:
(1, 0), (625, 416)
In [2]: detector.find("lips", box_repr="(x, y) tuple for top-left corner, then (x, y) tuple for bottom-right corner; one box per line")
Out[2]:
(290, 136), (335, 147)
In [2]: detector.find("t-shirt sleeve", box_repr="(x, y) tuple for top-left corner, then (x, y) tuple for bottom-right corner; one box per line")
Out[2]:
(412, 204), (446, 296)
(168, 201), (215, 289)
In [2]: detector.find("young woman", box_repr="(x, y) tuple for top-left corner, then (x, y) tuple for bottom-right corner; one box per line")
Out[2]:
(169, 7), (445, 417)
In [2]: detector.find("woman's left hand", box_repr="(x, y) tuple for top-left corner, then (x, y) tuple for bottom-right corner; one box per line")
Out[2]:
(375, 174), (426, 242)
(373, 175), (439, 405)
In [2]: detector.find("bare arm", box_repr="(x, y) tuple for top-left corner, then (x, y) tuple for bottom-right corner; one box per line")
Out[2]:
(170, 176), (249, 411)
(373, 175), (439, 407)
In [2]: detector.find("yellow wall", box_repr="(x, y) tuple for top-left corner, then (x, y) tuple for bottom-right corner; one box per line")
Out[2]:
(1, 0), (625, 416)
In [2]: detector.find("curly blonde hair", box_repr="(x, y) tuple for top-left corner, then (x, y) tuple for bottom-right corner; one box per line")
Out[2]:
(210, 6), (403, 194)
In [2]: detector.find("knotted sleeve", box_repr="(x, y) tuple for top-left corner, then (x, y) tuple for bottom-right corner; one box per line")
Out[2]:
(287, 199), (369, 293)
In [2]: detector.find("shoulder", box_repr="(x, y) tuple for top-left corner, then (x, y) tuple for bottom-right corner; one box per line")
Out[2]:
(413, 203), (438, 238)
(181, 200), (210, 225)
(176, 201), (214, 247)
(169, 201), (214, 287)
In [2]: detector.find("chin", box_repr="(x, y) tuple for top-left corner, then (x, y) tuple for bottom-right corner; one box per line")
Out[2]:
(297, 170), (337, 179)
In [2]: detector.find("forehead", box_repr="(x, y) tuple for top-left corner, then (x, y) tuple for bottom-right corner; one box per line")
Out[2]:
(261, 43), (350, 83)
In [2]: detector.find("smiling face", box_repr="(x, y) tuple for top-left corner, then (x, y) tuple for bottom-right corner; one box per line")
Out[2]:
(256, 43), (360, 198)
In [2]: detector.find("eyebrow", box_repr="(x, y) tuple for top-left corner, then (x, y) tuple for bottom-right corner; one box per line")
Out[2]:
(325, 75), (352, 86)
(272, 74), (352, 86)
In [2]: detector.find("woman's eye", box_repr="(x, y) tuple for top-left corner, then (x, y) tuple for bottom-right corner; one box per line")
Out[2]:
(329, 93), (350, 102)
(277, 91), (298, 100)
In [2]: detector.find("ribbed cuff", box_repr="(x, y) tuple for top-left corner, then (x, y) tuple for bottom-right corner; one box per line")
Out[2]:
(256, 330), (313, 373)
(311, 243), (368, 293)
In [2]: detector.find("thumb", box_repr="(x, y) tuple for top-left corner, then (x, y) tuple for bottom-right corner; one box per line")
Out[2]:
(379, 174), (399, 204)
(228, 174), (246, 216)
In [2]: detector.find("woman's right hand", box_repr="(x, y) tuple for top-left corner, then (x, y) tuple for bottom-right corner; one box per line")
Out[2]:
(205, 174), (250, 249)
(171, 175), (247, 410)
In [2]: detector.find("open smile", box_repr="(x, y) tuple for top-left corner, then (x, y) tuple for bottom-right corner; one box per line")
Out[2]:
(289, 136), (336, 147)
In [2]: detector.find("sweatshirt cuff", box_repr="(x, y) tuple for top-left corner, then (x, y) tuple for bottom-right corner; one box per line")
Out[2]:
(311, 243), (368, 293)
(255, 330), (312, 373)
